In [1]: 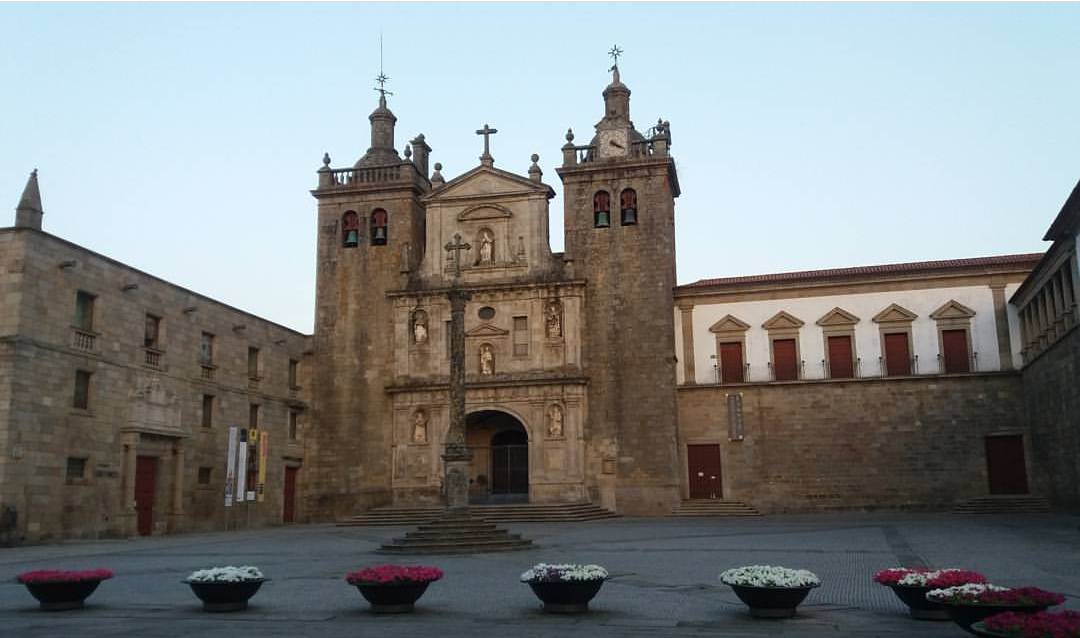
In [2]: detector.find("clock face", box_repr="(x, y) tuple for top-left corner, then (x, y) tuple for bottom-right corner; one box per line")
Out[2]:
(597, 129), (628, 158)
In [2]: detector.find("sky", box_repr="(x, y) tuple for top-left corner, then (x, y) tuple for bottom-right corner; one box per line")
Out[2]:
(2, 3), (1078, 334)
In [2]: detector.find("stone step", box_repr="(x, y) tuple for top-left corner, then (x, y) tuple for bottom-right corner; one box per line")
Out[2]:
(337, 502), (618, 527)
(379, 538), (534, 555)
(402, 530), (524, 542)
(670, 499), (761, 517)
(953, 495), (1050, 514)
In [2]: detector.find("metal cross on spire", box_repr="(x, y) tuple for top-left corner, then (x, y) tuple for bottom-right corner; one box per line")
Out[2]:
(374, 32), (393, 99)
(608, 44), (624, 71)
(476, 123), (498, 164)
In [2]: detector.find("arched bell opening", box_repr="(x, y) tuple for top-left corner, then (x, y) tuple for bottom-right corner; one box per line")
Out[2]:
(465, 409), (529, 504)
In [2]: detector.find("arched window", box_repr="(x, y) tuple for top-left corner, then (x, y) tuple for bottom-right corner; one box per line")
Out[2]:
(371, 208), (388, 245)
(341, 211), (360, 248)
(593, 191), (611, 228)
(620, 189), (638, 225)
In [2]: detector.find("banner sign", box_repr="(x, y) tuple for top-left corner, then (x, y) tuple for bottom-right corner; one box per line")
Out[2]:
(236, 428), (248, 502)
(224, 426), (238, 507)
(257, 432), (268, 502)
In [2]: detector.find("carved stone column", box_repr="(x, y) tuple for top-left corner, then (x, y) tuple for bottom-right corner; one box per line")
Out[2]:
(444, 286), (473, 511)
(989, 282), (1014, 370)
(677, 301), (696, 384)
(120, 432), (139, 537)
(168, 439), (185, 533)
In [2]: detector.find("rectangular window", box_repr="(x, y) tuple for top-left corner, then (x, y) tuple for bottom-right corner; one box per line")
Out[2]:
(289, 410), (298, 440)
(73, 370), (91, 409)
(719, 342), (744, 384)
(288, 359), (299, 389)
(513, 316), (529, 356)
(827, 335), (854, 379)
(248, 347), (260, 379)
(198, 467), (212, 485)
(884, 332), (912, 376)
(771, 339), (799, 381)
(74, 291), (95, 331)
(66, 457), (87, 481)
(249, 403), (259, 429)
(942, 329), (971, 373)
(144, 314), (161, 349)
(200, 332), (214, 365)
(201, 394), (214, 429)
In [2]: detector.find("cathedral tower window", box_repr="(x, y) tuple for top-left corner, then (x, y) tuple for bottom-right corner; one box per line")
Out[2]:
(371, 208), (388, 245)
(593, 191), (611, 228)
(620, 188), (638, 225)
(341, 211), (360, 248)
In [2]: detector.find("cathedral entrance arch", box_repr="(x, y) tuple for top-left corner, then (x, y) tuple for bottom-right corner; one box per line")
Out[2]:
(465, 410), (529, 504)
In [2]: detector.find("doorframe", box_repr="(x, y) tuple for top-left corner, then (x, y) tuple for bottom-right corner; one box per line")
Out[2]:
(983, 431), (1031, 495)
(682, 439), (724, 500)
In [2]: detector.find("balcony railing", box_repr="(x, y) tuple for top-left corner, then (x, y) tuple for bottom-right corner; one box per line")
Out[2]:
(143, 348), (162, 369)
(713, 363), (751, 385)
(71, 329), (96, 352)
(320, 165), (404, 188)
(200, 364), (216, 381)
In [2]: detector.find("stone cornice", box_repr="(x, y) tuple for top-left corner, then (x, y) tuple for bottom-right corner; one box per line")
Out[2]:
(386, 373), (589, 394)
(387, 278), (587, 298)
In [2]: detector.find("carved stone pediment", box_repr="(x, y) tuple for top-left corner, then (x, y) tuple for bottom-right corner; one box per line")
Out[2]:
(816, 307), (860, 327)
(425, 165), (552, 201)
(930, 299), (976, 320)
(709, 314), (750, 334)
(124, 376), (189, 438)
(458, 203), (513, 221)
(466, 323), (510, 338)
(872, 303), (918, 324)
(762, 310), (805, 330)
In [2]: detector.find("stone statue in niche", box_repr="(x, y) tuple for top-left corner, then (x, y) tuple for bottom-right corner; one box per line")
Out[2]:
(478, 229), (495, 265)
(412, 408), (428, 443)
(547, 404), (564, 438)
(412, 309), (428, 345)
(545, 300), (563, 338)
(479, 344), (494, 375)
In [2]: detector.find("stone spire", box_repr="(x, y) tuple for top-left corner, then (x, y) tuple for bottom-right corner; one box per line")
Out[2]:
(602, 45), (631, 124)
(356, 92), (401, 168)
(15, 169), (43, 230)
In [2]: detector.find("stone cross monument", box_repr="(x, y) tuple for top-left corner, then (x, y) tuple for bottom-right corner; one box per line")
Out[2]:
(443, 233), (473, 510)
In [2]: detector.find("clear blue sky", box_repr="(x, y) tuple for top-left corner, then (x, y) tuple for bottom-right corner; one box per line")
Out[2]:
(3, 3), (1078, 333)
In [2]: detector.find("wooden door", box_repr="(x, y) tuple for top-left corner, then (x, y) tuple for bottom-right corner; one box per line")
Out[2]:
(134, 456), (156, 536)
(985, 436), (1029, 495)
(884, 333), (912, 376)
(827, 335), (854, 379)
(283, 466), (298, 523)
(490, 430), (528, 497)
(719, 342), (744, 384)
(942, 329), (970, 373)
(687, 444), (722, 499)
(772, 339), (798, 381)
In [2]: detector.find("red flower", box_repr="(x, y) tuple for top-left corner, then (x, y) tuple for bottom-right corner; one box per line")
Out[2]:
(345, 565), (443, 585)
(873, 568), (923, 585)
(17, 569), (114, 584)
(976, 587), (1067, 607)
(984, 610), (1080, 637)
(926, 570), (987, 588)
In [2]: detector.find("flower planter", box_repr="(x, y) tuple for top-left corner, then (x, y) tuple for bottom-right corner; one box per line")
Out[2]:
(941, 602), (1051, 636)
(968, 622), (1011, 638)
(729, 584), (817, 618)
(353, 581), (431, 613)
(873, 568), (987, 621)
(186, 579), (266, 612)
(527, 579), (605, 614)
(887, 585), (950, 620)
(22, 580), (105, 611)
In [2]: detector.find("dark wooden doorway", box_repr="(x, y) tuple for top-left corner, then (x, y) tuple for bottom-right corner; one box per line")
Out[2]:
(942, 329), (971, 373)
(490, 429), (528, 500)
(884, 332), (912, 376)
(283, 466), (298, 523)
(985, 435), (1029, 495)
(687, 444), (722, 499)
(719, 342), (744, 384)
(827, 335), (854, 379)
(134, 455), (156, 536)
(772, 339), (798, 381)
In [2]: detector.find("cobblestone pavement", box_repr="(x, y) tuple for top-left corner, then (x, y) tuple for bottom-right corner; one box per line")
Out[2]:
(2, 512), (1078, 637)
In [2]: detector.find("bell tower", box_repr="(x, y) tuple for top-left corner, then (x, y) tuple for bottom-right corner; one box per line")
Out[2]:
(557, 54), (681, 515)
(308, 79), (431, 519)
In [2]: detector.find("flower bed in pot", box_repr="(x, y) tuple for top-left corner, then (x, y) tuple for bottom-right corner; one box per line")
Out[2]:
(719, 565), (820, 619)
(345, 565), (443, 613)
(873, 567), (987, 620)
(184, 566), (266, 612)
(520, 564), (609, 614)
(17, 569), (114, 611)
(926, 584), (1066, 635)
(971, 610), (1080, 638)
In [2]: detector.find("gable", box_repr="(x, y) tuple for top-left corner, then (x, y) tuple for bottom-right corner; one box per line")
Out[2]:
(458, 204), (513, 222)
(425, 165), (552, 201)
(708, 314), (750, 334)
(762, 310), (805, 330)
(465, 323), (510, 338)
(930, 299), (977, 320)
(816, 307), (860, 327)
(872, 303), (918, 324)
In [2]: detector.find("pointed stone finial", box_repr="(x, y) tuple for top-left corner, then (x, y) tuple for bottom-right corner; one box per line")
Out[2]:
(404, 144), (413, 160)
(15, 168), (43, 230)
(565, 128), (575, 143)
(431, 162), (445, 186)
(321, 152), (331, 170)
(528, 154), (542, 182)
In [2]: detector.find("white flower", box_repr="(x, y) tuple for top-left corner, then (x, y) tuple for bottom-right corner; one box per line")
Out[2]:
(926, 583), (1010, 601)
(719, 565), (820, 588)
(520, 563), (608, 583)
(897, 569), (960, 587)
(186, 565), (264, 583)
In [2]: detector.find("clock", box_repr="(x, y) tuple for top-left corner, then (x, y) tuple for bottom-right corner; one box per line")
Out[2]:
(596, 129), (628, 158)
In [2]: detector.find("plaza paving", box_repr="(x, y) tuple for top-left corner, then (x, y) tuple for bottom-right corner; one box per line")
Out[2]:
(2, 512), (1079, 637)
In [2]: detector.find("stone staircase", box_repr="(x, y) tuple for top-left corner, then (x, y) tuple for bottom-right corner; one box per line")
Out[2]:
(337, 501), (618, 527)
(670, 499), (761, 517)
(953, 495), (1051, 514)
(378, 512), (534, 555)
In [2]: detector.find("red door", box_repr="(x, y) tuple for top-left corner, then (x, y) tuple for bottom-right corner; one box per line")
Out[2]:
(942, 329), (970, 373)
(884, 333), (912, 376)
(134, 456), (156, 536)
(772, 339), (798, 381)
(719, 342), (744, 384)
(687, 444), (722, 499)
(283, 467), (298, 523)
(985, 436), (1029, 495)
(827, 335), (854, 379)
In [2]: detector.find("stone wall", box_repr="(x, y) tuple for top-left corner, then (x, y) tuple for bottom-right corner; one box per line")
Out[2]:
(677, 373), (1027, 512)
(1022, 325), (1080, 510)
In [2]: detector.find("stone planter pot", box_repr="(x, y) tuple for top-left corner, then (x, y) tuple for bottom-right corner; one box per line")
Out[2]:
(353, 581), (432, 613)
(728, 583), (818, 618)
(22, 579), (106, 611)
(941, 601), (1051, 636)
(185, 579), (266, 612)
(886, 584), (950, 620)
(526, 579), (606, 614)
(968, 621), (1013, 638)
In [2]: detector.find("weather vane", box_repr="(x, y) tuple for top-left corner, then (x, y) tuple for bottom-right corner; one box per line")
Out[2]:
(608, 44), (624, 71)
(374, 32), (393, 99)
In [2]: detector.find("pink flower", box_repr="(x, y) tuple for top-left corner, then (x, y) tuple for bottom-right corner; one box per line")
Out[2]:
(17, 569), (114, 584)
(872, 567), (986, 588)
(984, 610), (1080, 638)
(345, 565), (443, 585)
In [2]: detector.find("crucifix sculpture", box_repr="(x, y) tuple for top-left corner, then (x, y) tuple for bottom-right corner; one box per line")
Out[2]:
(476, 123), (498, 165)
(442, 233), (473, 510)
